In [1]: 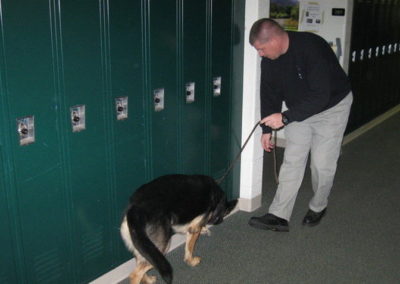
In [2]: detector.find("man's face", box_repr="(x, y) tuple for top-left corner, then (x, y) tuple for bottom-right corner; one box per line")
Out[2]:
(253, 39), (281, 60)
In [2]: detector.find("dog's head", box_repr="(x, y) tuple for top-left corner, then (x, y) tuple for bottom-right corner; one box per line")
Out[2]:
(208, 198), (238, 225)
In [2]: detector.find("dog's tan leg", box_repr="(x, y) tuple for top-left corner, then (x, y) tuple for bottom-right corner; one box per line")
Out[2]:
(129, 262), (153, 284)
(184, 230), (201, 266)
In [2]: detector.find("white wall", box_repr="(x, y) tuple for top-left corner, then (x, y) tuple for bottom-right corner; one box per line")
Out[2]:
(238, 0), (269, 212)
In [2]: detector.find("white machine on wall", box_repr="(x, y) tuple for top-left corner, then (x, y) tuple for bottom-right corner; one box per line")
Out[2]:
(298, 0), (353, 72)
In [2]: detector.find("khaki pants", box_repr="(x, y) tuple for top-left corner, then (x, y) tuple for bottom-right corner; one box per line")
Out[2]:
(269, 93), (353, 221)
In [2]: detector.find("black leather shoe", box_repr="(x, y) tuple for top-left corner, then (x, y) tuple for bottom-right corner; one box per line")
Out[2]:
(302, 208), (326, 226)
(249, 213), (289, 232)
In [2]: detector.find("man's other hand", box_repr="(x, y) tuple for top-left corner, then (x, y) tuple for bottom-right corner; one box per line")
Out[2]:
(261, 133), (274, 152)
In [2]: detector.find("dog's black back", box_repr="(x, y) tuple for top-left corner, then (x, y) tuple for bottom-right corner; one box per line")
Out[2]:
(121, 174), (237, 284)
(130, 174), (230, 224)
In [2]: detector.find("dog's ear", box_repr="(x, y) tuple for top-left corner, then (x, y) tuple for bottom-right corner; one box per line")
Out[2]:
(224, 199), (238, 216)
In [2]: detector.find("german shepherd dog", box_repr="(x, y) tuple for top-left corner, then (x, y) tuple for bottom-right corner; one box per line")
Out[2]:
(120, 174), (237, 284)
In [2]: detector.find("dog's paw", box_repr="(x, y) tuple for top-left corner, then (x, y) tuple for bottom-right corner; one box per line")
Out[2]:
(185, 256), (201, 267)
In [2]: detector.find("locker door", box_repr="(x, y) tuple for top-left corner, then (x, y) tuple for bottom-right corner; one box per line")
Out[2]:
(1, 0), (71, 282)
(149, 0), (179, 177)
(388, 0), (398, 106)
(0, 12), (17, 284)
(347, 50), (361, 132)
(210, 0), (233, 183)
(108, 0), (148, 262)
(381, 0), (394, 111)
(0, 148), (18, 283)
(395, 0), (400, 104)
(376, 0), (388, 115)
(365, 0), (378, 121)
(347, 0), (364, 132)
(180, 0), (208, 174)
(60, 0), (113, 281)
(348, 0), (377, 132)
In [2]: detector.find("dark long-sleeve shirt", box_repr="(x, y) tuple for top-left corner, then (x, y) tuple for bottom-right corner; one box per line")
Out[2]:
(260, 31), (351, 134)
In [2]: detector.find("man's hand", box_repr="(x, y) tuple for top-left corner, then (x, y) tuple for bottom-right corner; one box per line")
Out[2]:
(260, 113), (284, 129)
(261, 133), (274, 152)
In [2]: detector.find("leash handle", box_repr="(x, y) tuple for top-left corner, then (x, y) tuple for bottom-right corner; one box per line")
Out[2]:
(216, 121), (260, 185)
(272, 129), (279, 185)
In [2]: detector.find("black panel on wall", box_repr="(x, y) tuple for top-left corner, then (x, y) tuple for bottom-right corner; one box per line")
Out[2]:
(347, 0), (400, 133)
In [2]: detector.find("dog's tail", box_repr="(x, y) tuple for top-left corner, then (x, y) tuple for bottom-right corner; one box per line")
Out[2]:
(126, 205), (173, 284)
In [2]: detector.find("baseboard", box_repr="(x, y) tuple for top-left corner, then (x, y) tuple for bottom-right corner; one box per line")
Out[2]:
(238, 194), (262, 212)
(89, 257), (135, 284)
(343, 104), (400, 145)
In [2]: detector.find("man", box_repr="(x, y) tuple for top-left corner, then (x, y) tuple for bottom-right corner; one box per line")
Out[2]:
(248, 18), (353, 232)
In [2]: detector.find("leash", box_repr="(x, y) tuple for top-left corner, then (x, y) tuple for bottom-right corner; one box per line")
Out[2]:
(272, 129), (279, 185)
(216, 123), (280, 185)
(216, 121), (260, 185)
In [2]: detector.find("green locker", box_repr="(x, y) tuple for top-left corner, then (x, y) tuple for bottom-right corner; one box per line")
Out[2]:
(1, 0), (71, 282)
(108, 0), (148, 262)
(210, 0), (233, 184)
(0, 9), (17, 282)
(230, 0), (245, 198)
(180, 0), (208, 174)
(149, 0), (179, 178)
(60, 0), (113, 281)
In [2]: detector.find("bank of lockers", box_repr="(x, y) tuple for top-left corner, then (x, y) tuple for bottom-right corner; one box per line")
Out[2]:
(0, 0), (244, 282)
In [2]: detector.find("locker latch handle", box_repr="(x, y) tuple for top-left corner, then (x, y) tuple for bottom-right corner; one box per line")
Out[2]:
(18, 125), (28, 135)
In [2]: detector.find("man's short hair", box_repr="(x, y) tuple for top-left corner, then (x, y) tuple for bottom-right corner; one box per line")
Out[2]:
(249, 18), (285, 45)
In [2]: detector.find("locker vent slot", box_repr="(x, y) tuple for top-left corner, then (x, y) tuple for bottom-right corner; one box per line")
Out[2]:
(82, 227), (104, 263)
(34, 248), (63, 283)
(0, 271), (8, 283)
